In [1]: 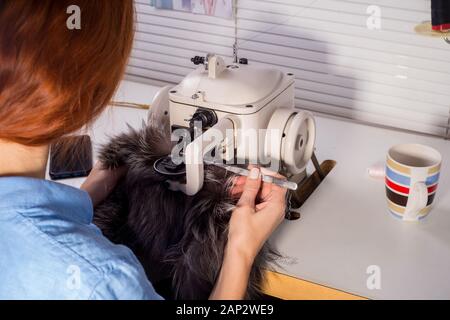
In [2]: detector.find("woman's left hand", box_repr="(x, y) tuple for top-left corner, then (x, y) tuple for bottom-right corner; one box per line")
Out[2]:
(80, 162), (126, 207)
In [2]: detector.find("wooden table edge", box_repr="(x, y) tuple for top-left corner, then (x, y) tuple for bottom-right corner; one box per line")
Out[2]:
(262, 270), (367, 300)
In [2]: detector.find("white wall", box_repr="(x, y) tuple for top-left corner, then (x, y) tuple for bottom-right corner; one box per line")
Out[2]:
(128, 0), (450, 138)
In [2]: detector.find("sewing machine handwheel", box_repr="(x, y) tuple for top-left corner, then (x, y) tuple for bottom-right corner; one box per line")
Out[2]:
(148, 85), (172, 124)
(282, 111), (315, 174)
(265, 109), (316, 175)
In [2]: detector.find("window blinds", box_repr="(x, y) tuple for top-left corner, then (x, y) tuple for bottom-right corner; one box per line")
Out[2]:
(128, 0), (450, 138)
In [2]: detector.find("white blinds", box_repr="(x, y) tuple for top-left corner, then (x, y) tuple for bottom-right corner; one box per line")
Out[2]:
(128, 0), (450, 138)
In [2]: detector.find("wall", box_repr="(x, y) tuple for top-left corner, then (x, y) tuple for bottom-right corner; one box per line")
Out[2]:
(128, 0), (450, 137)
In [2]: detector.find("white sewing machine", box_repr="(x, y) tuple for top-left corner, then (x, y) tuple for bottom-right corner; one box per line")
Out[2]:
(150, 54), (316, 195)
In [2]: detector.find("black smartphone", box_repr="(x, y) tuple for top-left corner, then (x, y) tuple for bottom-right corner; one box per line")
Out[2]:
(49, 135), (93, 180)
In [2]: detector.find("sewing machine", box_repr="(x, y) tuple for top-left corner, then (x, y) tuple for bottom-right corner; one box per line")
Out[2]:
(57, 79), (450, 299)
(150, 54), (317, 195)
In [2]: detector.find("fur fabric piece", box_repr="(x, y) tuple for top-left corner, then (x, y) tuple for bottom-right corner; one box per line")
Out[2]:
(94, 117), (279, 300)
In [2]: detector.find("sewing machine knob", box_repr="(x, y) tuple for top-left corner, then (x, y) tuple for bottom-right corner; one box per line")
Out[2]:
(189, 108), (218, 129)
(191, 56), (205, 65)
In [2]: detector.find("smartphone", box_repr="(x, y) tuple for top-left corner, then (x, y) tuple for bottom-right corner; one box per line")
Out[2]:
(49, 135), (93, 180)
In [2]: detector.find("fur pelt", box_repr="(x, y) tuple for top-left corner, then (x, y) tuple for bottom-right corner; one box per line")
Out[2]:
(93, 116), (279, 300)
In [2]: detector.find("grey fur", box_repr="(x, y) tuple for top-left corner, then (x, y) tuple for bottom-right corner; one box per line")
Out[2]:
(93, 117), (279, 300)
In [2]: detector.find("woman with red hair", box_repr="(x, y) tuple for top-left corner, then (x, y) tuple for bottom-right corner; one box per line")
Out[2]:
(0, 0), (286, 299)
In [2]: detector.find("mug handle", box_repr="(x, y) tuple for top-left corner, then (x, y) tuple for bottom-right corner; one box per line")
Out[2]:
(404, 182), (428, 221)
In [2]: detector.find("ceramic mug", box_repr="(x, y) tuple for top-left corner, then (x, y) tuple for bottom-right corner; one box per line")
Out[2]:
(385, 144), (442, 221)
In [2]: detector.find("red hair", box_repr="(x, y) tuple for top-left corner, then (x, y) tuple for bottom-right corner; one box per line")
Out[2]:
(0, 0), (135, 146)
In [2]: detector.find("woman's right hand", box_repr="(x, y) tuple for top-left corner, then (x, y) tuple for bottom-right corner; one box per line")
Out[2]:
(209, 167), (287, 300)
(227, 167), (287, 264)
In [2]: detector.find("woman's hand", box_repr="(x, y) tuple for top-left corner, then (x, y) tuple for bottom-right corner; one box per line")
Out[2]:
(80, 162), (127, 207)
(228, 167), (287, 264)
(210, 167), (287, 300)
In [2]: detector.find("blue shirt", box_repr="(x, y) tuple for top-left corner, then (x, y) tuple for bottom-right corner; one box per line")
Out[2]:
(0, 177), (162, 300)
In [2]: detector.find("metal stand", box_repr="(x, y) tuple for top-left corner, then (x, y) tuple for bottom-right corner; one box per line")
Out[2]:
(311, 151), (325, 181)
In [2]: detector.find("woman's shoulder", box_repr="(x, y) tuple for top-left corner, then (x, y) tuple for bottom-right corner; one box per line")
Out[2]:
(0, 177), (162, 300)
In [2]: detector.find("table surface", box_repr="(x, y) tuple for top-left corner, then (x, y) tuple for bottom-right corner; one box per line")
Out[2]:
(54, 80), (450, 300)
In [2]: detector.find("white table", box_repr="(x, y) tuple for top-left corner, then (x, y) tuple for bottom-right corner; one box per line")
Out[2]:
(53, 80), (450, 300)
(272, 116), (450, 300)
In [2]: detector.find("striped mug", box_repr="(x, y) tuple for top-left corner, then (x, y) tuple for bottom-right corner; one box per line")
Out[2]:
(386, 144), (441, 221)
